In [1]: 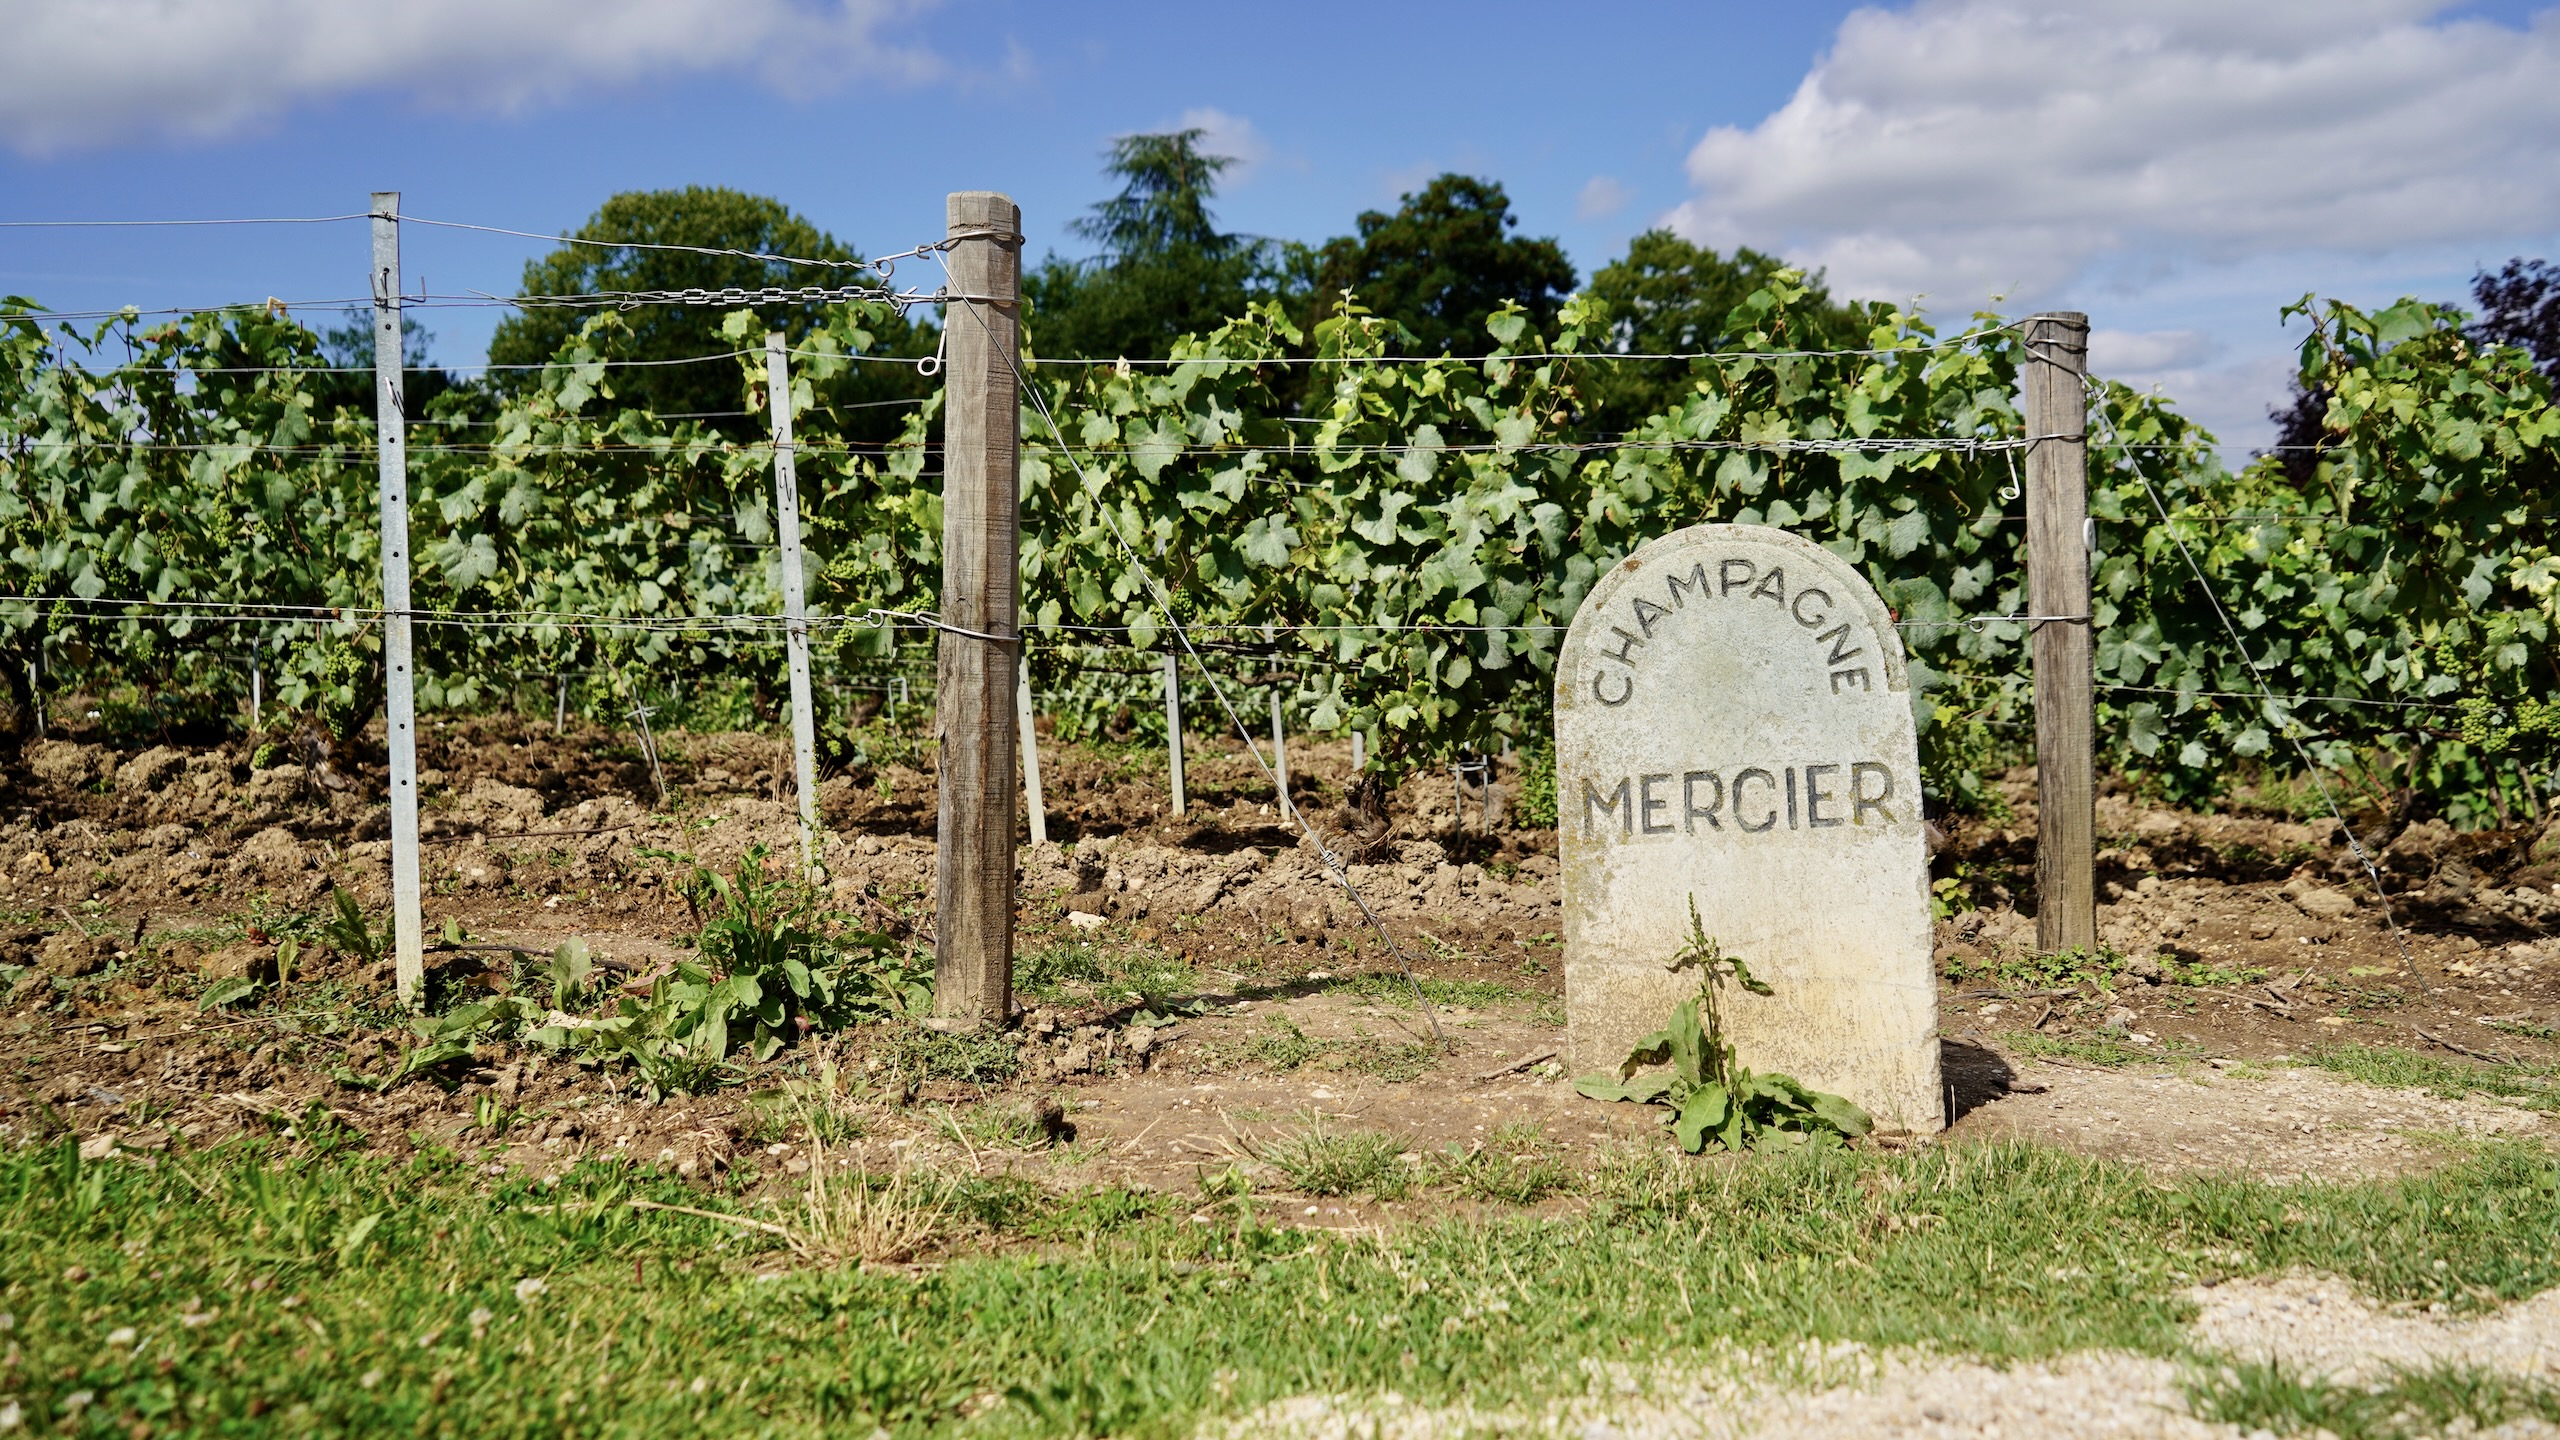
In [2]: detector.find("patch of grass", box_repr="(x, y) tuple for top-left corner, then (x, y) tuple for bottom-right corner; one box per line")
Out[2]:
(940, 1099), (1069, 1152)
(1259, 1124), (1413, 1198)
(1210, 1017), (1437, 1082)
(1234, 1015), (1328, 1070)
(2158, 954), (2273, 987)
(2004, 1029), (2202, 1068)
(2297, 1044), (2560, 1112)
(1328, 970), (1543, 1011)
(1950, 942), (2268, 991)
(1014, 939), (1106, 1000)
(2187, 1359), (2560, 1439)
(1104, 943), (1199, 1005)
(1435, 1123), (1576, 1204)
(5, 1137), (2559, 1436)
(875, 1024), (1021, 1089)
(1943, 943), (2125, 990)
(1338, 1033), (1439, 1082)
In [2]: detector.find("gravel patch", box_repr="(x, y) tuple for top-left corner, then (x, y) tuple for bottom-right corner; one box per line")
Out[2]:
(2193, 1273), (2560, 1385)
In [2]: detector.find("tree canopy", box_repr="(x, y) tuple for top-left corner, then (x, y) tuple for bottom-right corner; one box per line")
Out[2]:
(1576, 230), (1862, 434)
(1023, 130), (1292, 362)
(487, 187), (928, 435)
(1309, 175), (1575, 355)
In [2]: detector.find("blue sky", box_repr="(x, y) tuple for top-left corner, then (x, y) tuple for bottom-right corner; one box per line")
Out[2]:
(5, 0), (2557, 449)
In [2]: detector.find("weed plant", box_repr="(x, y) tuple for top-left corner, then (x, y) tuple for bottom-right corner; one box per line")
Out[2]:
(1258, 1124), (1413, 1198)
(1434, 1123), (1575, 1204)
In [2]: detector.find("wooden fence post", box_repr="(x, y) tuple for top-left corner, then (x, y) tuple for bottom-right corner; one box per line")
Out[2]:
(764, 332), (823, 879)
(932, 192), (1022, 1029)
(2023, 311), (2096, 955)
(371, 191), (425, 1008)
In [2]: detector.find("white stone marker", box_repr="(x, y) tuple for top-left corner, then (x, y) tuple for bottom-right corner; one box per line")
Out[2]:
(1557, 523), (1942, 1133)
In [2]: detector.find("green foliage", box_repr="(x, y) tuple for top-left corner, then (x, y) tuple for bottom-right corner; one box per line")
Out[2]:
(1942, 943), (2136, 990)
(484, 187), (928, 433)
(195, 975), (259, 1011)
(876, 1024), (1021, 1089)
(1258, 1123), (1412, 1198)
(1434, 1123), (1575, 1204)
(1575, 898), (1872, 1152)
(2299, 1044), (2560, 1111)
(2187, 1360), (2560, 1440)
(321, 890), (388, 969)
(4, 1134), (2559, 1435)
(383, 852), (919, 1098)
(1577, 230), (1860, 434)
(1310, 175), (1576, 356)
(1026, 130), (1298, 364)
(1514, 736), (1557, 828)
(6, 248), (2552, 827)
(2105, 293), (2558, 825)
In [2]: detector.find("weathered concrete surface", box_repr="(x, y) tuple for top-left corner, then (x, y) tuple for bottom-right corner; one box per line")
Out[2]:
(1557, 523), (1942, 1132)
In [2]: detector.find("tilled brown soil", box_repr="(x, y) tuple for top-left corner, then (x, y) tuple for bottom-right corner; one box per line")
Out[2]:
(0, 712), (2555, 1199)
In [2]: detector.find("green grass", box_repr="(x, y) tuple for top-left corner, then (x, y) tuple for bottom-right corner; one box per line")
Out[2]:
(1947, 943), (2269, 991)
(2187, 1360), (2560, 1439)
(2, 1137), (2557, 1436)
(1258, 1124), (1413, 1198)
(873, 1024), (1022, 1088)
(1014, 940), (1105, 1000)
(1208, 1017), (1439, 1082)
(2003, 1029), (2202, 1068)
(1014, 938), (1198, 1009)
(1325, 969), (1551, 1013)
(2298, 1044), (2560, 1111)
(1434, 1123), (1575, 1204)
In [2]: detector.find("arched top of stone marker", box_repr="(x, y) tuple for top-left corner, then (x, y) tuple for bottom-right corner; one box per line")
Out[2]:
(1560, 524), (1908, 716)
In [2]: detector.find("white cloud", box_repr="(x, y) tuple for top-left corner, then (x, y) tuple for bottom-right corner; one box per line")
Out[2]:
(1577, 176), (1635, 222)
(2089, 328), (2216, 374)
(0, 0), (943, 155)
(1177, 106), (1271, 183)
(1665, 0), (2560, 308)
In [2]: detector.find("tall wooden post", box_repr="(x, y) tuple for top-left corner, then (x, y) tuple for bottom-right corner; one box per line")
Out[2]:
(764, 333), (822, 879)
(932, 192), (1022, 1029)
(2024, 312), (2095, 955)
(371, 191), (425, 1007)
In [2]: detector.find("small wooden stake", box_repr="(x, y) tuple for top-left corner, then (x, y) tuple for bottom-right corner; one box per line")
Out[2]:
(2024, 311), (2096, 956)
(932, 192), (1022, 1029)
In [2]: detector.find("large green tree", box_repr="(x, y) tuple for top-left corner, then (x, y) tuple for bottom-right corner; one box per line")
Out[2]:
(1024, 130), (1294, 361)
(485, 187), (928, 437)
(1309, 175), (1575, 355)
(1576, 230), (1862, 435)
